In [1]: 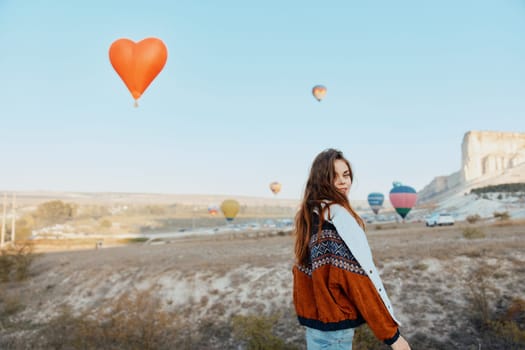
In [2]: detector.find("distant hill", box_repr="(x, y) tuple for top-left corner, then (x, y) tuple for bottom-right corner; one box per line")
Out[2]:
(9, 191), (301, 209)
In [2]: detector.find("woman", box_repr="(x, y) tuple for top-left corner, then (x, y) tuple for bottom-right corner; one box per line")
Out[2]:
(293, 149), (411, 350)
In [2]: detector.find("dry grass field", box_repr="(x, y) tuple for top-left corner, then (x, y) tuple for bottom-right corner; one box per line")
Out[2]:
(1, 219), (524, 349)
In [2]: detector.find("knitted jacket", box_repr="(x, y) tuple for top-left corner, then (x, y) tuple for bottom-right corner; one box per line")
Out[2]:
(293, 204), (401, 345)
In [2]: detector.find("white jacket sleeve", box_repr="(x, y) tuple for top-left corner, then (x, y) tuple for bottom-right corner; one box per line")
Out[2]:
(328, 204), (400, 325)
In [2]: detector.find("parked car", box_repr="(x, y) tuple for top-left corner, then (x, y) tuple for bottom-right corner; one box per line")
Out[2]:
(425, 213), (455, 227)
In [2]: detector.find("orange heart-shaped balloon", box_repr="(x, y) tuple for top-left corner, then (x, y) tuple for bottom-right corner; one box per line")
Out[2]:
(109, 37), (168, 102)
(312, 85), (327, 102)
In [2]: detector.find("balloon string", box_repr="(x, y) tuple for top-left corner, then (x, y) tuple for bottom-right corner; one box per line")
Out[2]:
(134, 100), (139, 108)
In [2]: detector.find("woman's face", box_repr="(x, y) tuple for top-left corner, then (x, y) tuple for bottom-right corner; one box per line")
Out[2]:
(333, 159), (351, 196)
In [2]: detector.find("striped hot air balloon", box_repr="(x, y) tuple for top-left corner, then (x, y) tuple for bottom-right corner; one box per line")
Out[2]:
(389, 184), (417, 219)
(367, 192), (384, 215)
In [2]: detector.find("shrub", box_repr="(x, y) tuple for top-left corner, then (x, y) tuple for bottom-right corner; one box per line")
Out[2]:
(464, 269), (525, 349)
(99, 219), (112, 229)
(15, 214), (35, 240)
(466, 214), (481, 224)
(0, 293), (23, 316)
(353, 325), (388, 349)
(354, 325), (451, 349)
(182, 317), (236, 349)
(232, 313), (298, 350)
(471, 183), (525, 195)
(125, 237), (149, 243)
(493, 211), (510, 221)
(462, 227), (486, 239)
(38, 291), (181, 350)
(0, 291), (24, 327)
(34, 200), (77, 226)
(413, 262), (429, 271)
(76, 205), (110, 219)
(0, 242), (35, 282)
(2, 215), (34, 242)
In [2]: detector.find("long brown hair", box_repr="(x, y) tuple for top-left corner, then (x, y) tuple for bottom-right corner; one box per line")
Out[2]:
(294, 148), (365, 266)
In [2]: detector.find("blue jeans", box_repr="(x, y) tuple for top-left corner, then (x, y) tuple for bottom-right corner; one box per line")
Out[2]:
(305, 327), (355, 350)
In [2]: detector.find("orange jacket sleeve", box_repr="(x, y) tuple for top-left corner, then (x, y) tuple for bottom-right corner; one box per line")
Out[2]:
(329, 267), (400, 344)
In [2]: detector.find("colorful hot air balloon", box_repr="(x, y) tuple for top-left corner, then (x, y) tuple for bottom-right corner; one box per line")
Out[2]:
(312, 85), (327, 102)
(269, 181), (282, 195)
(389, 184), (417, 219)
(220, 199), (240, 222)
(109, 37), (168, 106)
(367, 192), (384, 215)
(208, 205), (219, 216)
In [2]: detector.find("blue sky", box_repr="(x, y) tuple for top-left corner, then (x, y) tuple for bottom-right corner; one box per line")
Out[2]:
(1, 0), (524, 200)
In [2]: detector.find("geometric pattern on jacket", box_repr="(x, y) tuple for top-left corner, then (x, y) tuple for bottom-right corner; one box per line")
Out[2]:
(297, 227), (366, 276)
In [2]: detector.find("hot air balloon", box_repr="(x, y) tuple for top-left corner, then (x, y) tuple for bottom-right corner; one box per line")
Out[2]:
(312, 85), (327, 102)
(392, 180), (403, 188)
(367, 192), (384, 215)
(220, 199), (240, 222)
(389, 184), (417, 219)
(109, 37), (168, 106)
(269, 181), (282, 195)
(208, 205), (219, 216)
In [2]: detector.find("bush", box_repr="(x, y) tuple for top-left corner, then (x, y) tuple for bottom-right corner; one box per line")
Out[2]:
(464, 269), (525, 349)
(38, 291), (181, 350)
(354, 324), (450, 349)
(3, 298), (23, 317)
(462, 227), (486, 239)
(32, 306), (299, 350)
(2, 215), (35, 242)
(353, 325), (389, 349)
(413, 262), (429, 271)
(232, 313), (298, 350)
(123, 237), (149, 243)
(0, 253), (14, 283)
(76, 205), (110, 219)
(99, 219), (112, 229)
(494, 211), (510, 221)
(0, 291), (24, 325)
(466, 214), (481, 224)
(35, 200), (77, 226)
(0, 243), (35, 282)
(471, 183), (525, 195)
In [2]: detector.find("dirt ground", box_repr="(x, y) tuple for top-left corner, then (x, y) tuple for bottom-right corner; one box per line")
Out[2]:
(2, 220), (524, 349)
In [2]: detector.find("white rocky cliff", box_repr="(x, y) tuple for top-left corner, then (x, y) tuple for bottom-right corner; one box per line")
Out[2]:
(418, 130), (525, 203)
(462, 131), (525, 182)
